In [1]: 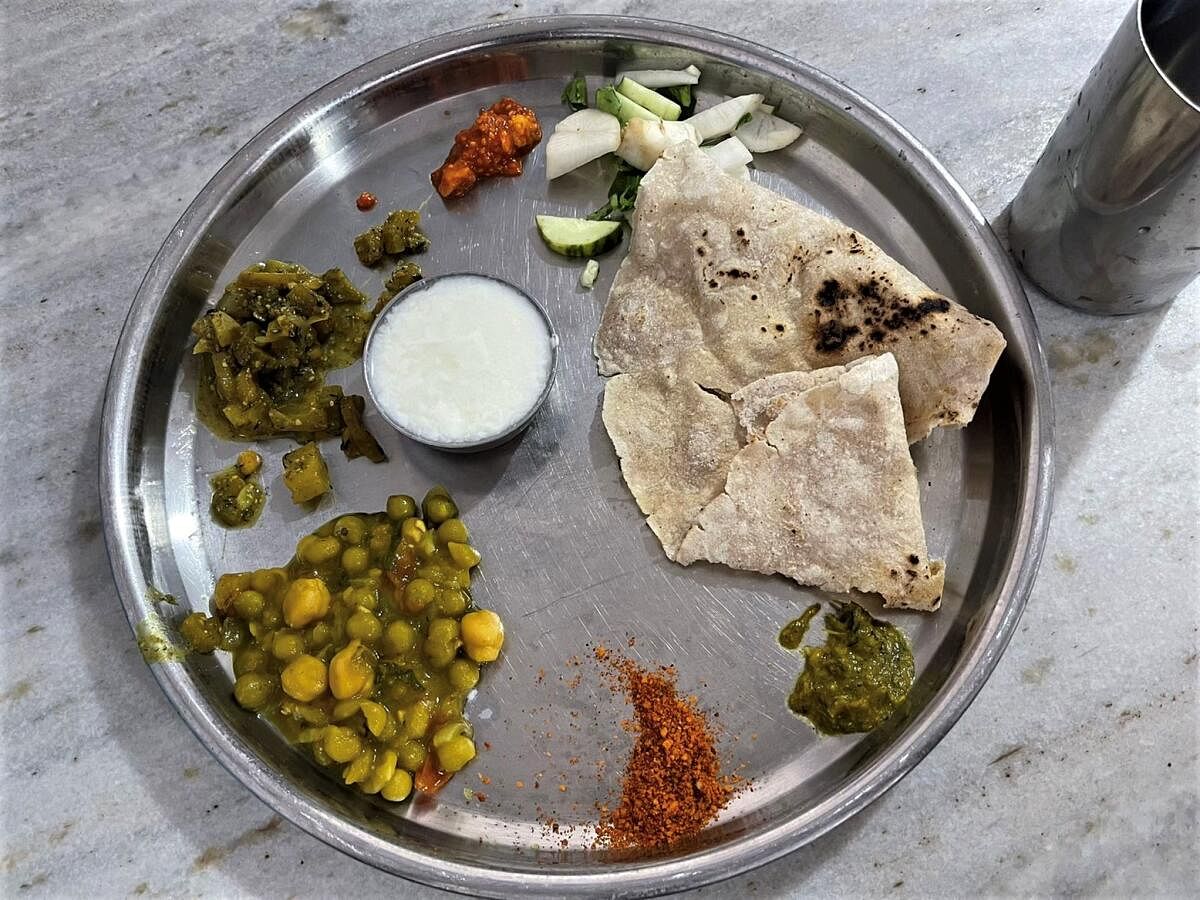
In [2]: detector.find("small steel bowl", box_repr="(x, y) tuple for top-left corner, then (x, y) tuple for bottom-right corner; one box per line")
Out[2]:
(362, 272), (559, 453)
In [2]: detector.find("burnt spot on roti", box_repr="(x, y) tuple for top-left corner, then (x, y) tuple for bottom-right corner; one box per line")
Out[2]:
(814, 277), (954, 352)
(696, 246), (706, 256)
(816, 279), (842, 308)
(815, 320), (860, 352)
(880, 296), (951, 331)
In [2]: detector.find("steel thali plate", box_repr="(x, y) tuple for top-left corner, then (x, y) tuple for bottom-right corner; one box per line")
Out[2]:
(100, 16), (1053, 898)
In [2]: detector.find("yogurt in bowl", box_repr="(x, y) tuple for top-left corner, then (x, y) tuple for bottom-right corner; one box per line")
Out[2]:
(363, 274), (558, 451)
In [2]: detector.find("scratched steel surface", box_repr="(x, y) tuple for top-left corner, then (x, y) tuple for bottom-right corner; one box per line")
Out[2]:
(100, 18), (1050, 898)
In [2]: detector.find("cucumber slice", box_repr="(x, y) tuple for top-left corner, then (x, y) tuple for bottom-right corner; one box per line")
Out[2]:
(616, 77), (682, 121)
(536, 215), (623, 257)
(595, 85), (660, 124)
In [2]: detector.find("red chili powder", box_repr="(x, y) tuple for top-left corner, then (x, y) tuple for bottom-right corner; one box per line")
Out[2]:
(594, 648), (740, 850)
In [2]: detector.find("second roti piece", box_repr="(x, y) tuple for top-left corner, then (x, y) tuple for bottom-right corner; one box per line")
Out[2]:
(602, 368), (741, 560)
(676, 353), (945, 610)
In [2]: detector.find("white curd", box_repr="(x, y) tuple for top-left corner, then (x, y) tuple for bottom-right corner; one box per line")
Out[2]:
(367, 275), (554, 446)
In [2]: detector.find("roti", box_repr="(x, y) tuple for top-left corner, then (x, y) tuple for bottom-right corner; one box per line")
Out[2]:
(730, 358), (875, 441)
(601, 368), (741, 560)
(675, 353), (945, 610)
(594, 142), (1006, 443)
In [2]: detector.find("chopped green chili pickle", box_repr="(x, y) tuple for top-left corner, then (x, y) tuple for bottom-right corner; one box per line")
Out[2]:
(180, 488), (505, 801)
(778, 603), (821, 650)
(353, 209), (430, 266)
(209, 454), (266, 527)
(786, 602), (914, 735)
(190, 260), (382, 459)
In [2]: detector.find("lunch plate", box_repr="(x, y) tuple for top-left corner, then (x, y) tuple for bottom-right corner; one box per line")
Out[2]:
(100, 16), (1053, 898)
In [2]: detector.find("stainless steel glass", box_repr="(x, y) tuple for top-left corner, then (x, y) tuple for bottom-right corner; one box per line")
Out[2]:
(1009, 0), (1200, 315)
(99, 16), (1052, 897)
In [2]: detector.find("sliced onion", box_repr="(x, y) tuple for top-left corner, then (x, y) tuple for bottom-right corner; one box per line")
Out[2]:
(554, 108), (622, 134)
(686, 94), (764, 141)
(545, 112), (622, 179)
(734, 110), (803, 152)
(702, 135), (753, 174)
(662, 120), (700, 146)
(617, 118), (700, 171)
(614, 66), (701, 88)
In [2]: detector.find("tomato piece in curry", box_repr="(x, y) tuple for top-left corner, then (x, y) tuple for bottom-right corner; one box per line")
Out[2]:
(430, 98), (542, 200)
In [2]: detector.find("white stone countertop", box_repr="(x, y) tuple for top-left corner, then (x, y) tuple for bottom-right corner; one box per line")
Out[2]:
(1, 0), (1196, 896)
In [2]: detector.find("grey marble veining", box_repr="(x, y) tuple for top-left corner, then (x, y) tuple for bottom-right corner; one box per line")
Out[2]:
(1, 1), (1196, 896)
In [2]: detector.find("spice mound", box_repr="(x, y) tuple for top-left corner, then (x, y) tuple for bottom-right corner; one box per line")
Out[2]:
(595, 648), (741, 851)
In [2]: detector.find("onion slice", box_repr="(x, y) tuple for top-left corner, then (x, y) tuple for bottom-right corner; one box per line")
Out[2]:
(545, 111), (622, 179)
(614, 64), (701, 88)
(702, 135), (753, 174)
(616, 119), (700, 171)
(734, 110), (803, 152)
(686, 94), (764, 141)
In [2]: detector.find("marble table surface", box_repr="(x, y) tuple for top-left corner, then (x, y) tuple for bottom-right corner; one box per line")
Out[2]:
(1, 0), (1196, 896)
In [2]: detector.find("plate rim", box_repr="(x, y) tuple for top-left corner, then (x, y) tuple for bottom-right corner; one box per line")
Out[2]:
(99, 14), (1054, 897)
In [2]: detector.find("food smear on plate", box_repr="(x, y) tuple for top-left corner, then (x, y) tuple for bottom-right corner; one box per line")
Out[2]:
(593, 141), (1006, 443)
(431, 98), (541, 200)
(190, 260), (382, 456)
(367, 275), (554, 447)
(592, 646), (742, 850)
(778, 603), (820, 650)
(180, 488), (504, 801)
(785, 602), (914, 734)
(209, 450), (266, 528)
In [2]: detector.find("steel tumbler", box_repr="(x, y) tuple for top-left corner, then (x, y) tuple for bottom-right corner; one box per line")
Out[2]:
(1009, 0), (1200, 315)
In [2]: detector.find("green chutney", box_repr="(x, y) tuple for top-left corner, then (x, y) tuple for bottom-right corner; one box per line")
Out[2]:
(786, 602), (914, 735)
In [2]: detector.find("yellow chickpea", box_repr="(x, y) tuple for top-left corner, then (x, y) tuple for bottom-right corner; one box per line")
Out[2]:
(460, 609), (505, 663)
(381, 769), (413, 802)
(280, 654), (328, 702)
(399, 517), (426, 545)
(322, 726), (362, 763)
(447, 542), (481, 569)
(282, 577), (331, 628)
(329, 639), (375, 699)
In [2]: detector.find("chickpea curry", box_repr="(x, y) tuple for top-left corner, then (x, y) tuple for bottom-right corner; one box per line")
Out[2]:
(181, 487), (505, 801)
